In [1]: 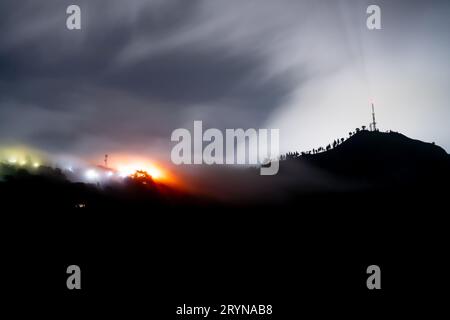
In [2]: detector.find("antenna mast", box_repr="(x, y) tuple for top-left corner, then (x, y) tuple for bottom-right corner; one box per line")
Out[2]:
(370, 103), (377, 131)
(104, 154), (108, 168)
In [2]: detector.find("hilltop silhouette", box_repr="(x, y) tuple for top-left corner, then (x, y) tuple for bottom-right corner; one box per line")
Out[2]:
(281, 130), (450, 192)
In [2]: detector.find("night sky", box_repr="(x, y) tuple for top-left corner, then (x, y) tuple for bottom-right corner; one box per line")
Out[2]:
(1, 0), (449, 166)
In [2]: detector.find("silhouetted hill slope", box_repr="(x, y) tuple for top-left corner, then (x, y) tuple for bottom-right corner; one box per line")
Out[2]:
(293, 130), (450, 191)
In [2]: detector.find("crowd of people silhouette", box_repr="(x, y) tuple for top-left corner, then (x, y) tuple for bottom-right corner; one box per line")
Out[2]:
(280, 126), (374, 161)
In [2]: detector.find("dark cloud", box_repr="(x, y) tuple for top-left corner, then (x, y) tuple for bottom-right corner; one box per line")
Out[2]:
(0, 0), (297, 158)
(0, 0), (449, 160)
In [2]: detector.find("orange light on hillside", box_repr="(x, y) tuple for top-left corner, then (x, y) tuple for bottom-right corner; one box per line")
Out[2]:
(93, 153), (181, 187)
(117, 163), (165, 180)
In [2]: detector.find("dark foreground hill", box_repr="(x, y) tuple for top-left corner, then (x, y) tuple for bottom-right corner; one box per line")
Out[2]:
(2, 131), (449, 309)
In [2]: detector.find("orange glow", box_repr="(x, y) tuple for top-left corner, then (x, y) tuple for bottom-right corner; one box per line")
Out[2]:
(101, 154), (181, 186)
(117, 163), (164, 180)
